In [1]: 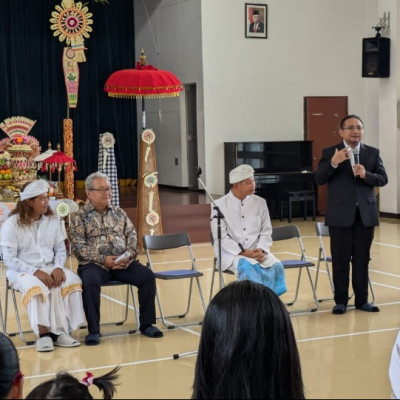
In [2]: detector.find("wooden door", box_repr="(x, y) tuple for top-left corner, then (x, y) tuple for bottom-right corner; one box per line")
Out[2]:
(304, 96), (348, 215)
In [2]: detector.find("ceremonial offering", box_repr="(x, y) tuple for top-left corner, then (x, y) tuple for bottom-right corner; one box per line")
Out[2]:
(0, 116), (41, 187)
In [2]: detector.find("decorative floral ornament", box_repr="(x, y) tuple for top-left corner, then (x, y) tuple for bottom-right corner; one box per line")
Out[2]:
(141, 129), (155, 145)
(101, 132), (115, 149)
(142, 129), (155, 162)
(56, 202), (70, 218)
(50, 0), (93, 62)
(143, 172), (158, 188)
(145, 211), (159, 227)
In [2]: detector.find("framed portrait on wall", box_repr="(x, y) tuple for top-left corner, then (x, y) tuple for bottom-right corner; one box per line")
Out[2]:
(245, 3), (267, 39)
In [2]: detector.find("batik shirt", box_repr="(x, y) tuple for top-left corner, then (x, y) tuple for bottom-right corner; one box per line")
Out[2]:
(68, 201), (138, 270)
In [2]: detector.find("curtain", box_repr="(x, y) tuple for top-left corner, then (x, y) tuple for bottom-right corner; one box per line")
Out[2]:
(0, 0), (137, 181)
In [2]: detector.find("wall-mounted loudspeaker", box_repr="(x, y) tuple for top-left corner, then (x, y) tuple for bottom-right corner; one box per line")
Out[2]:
(362, 37), (390, 78)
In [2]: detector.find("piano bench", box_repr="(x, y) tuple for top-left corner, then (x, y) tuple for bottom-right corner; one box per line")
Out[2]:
(280, 190), (316, 223)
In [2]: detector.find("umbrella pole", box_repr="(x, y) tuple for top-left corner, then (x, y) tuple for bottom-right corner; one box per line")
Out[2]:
(58, 167), (61, 194)
(142, 98), (146, 129)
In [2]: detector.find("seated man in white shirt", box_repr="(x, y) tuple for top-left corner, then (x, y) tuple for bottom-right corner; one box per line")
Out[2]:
(210, 164), (286, 296)
(0, 179), (85, 352)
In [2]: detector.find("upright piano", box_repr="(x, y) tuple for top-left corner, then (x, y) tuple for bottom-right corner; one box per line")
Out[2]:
(224, 140), (316, 218)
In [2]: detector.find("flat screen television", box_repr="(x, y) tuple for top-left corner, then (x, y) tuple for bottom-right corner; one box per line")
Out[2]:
(224, 140), (313, 191)
(225, 140), (313, 173)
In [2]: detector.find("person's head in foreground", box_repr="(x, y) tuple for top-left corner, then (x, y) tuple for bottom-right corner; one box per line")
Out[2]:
(25, 366), (120, 400)
(192, 280), (305, 399)
(0, 333), (23, 399)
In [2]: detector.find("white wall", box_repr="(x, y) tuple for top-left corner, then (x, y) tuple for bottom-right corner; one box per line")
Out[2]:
(135, 0), (399, 214)
(134, 0), (203, 187)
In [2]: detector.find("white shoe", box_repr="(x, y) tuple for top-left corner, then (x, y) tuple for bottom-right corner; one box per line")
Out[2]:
(54, 333), (81, 348)
(36, 336), (54, 352)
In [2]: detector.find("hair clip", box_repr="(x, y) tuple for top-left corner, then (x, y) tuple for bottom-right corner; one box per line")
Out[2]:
(82, 372), (94, 386)
(13, 371), (24, 386)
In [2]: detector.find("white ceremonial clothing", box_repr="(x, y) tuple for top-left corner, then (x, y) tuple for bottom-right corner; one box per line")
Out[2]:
(1, 214), (85, 336)
(389, 330), (400, 399)
(210, 191), (274, 271)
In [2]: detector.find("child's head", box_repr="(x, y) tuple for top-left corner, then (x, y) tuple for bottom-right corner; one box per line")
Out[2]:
(25, 366), (120, 400)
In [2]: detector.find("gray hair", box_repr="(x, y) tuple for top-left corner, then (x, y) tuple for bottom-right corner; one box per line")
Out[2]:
(85, 172), (110, 190)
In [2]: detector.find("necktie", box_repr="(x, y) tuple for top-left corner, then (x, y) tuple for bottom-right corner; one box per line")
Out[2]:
(354, 152), (359, 164)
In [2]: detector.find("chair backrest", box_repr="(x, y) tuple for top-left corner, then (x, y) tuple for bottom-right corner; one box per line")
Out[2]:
(315, 221), (329, 237)
(143, 232), (191, 251)
(271, 224), (300, 241)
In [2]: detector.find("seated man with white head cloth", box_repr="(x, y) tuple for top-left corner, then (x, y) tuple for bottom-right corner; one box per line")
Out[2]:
(211, 164), (287, 296)
(0, 179), (85, 352)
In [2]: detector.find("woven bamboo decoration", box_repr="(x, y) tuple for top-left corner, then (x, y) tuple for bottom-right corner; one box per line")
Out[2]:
(98, 132), (119, 206)
(63, 118), (74, 199)
(137, 129), (163, 251)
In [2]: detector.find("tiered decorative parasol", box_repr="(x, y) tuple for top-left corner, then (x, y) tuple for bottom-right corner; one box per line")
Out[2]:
(41, 143), (77, 194)
(34, 142), (57, 180)
(104, 50), (183, 249)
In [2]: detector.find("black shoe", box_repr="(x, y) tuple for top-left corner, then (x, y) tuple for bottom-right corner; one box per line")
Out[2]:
(356, 302), (380, 312)
(332, 304), (347, 315)
(140, 325), (163, 338)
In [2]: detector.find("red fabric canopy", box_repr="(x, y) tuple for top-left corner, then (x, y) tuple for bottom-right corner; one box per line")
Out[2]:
(40, 150), (77, 173)
(104, 62), (183, 99)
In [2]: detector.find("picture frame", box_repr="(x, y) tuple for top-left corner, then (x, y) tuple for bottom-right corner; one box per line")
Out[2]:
(245, 3), (267, 39)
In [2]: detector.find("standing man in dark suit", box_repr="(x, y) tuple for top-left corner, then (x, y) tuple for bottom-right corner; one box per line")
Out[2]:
(315, 114), (388, 315)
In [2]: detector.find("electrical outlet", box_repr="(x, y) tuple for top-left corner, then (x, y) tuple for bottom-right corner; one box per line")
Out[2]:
(175, 158), (179, 165)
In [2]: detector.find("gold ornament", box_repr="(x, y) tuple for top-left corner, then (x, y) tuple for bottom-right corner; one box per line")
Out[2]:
(50, 0), (93, 62)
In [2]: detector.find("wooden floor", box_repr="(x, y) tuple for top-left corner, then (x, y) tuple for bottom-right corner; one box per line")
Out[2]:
(3, 187), (400, 399)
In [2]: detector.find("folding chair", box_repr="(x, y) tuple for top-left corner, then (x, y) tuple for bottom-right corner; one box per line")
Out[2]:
(80, 280), (140, 337)
(6, 277), (140, 345)
(209, 233), (235, 302)
(143, 232), (207, 329)
(271, 224), (319, 313)
(4, 279), (35, 345)
(314, 221), (375, 304)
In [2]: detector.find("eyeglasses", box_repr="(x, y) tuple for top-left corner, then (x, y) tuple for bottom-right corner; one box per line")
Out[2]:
(342, 125), (363, 131)
(89, 188), (112, 193)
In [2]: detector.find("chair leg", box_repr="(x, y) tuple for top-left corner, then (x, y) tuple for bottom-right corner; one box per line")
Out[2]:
(315, 255), (335, 303)
(4, 284), (35, 345)
(285, 268), (302, 306)
(79, 284), (139, 336)
(369, 277), (376, 304)
(312, 197), (316, 220)
(209, 262), (227, 303)
(285, 267), (319, 314)
(156, 277), (206, 329)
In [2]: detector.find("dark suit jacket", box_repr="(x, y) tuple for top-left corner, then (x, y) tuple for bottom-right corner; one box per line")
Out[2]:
(249, 22), (264, 33)
(314, 142), (388, 227)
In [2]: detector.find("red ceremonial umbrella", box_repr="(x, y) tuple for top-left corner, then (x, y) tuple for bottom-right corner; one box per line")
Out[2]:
(103, 49), (183, 248)
(104, 49), (183, 128)
(40, 144), (77, 192)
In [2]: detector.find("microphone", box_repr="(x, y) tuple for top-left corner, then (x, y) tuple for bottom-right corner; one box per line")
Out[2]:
(347, 147), (357, 176)
(353, 148), (359, 165)
(347, 147), (355, 168)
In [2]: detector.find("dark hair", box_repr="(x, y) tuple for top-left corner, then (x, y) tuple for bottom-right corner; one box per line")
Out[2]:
(339, 114), (363, 129)
(0, 333), (20, 398)
(25, 366), (120, 400)
(192, 280), (305, 399)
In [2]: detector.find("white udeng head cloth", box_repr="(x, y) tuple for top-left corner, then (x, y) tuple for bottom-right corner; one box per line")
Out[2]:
(20, 179), (50, 201)
(229, 164), (255, 184)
